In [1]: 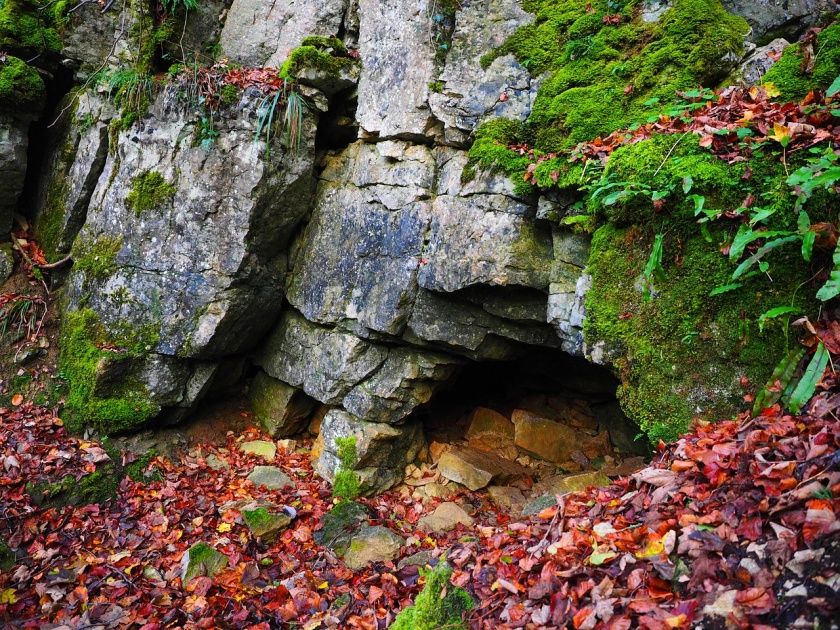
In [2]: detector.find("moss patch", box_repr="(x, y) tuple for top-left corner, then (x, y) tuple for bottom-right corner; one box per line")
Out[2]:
(583, 137), (823, 442)
(0, 54), (45, 111)
(761, 22), (840, 100)
(58, 308), (160, 436)
(0, 0), (62, 54)
(25, 463), (119, 508)
(71, 235), (123, 280)
(279, 42), (356, 81)
(125, 170), (176, 215)
(390, 560), (473, 630)
(469, 0), (749, 175)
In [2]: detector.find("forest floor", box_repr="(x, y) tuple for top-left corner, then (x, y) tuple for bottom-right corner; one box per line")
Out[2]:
(0, 371), (838, 628)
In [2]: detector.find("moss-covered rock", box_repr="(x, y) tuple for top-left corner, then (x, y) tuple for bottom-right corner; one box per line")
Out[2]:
(0, 0), (62, 55)
(25, 463), (119, 508)
(242, 507), (292, 542)
(762, 22), (840, 99)
(583, 137), (823, 441)
(58, 308), (160, 435)
(474, 0), (749, 160)
(390, 560), (473, 630)
(0, 55), (45, 112)
(313, 500), (370, 555)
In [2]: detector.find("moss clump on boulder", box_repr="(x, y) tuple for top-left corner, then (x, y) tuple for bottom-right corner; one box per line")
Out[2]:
(390, 560), (473, 630)
(279, 37), (356, 81)
(58, 308), (160, 436)
(71, 235), (124, 280)
(332, 436), (361, 502)
(0, 55), (45, 111)
(125, 170), (176, 215)
(0, 0), (62, 54)
(762, 22), (840, 99)
(470, 0), (749, 172)
(242, 507), (292, 542)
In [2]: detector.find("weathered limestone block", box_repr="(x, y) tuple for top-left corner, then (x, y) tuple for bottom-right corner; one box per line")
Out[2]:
(419, 193), (553, 293)
(356, 0), (437, 139)
(511, 409), (579, 464)
(315, 410), (424, 494)
(34, 93), (114, 261)
(342, 347), (463, 424)
(256, 310), (388, 405)
(721, 0), (833, 41)
(249, 370), (316, 437)
(60, 87), (318, 432)
(0, 114), (29, 236)
(732, 38), (790, 86)
(406, 289), (559, 359)
(165, 0), (230, 64)
(60, 3), (138, 80)
(547, 229), (591, 355)
(287, 141), (435, 336)
(219, 0), (349, 67)
(428, 0), (536, 145)
(68, 87), (317, 359)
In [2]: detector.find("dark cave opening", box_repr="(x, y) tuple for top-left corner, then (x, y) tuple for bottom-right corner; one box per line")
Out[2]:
(410, 346), (650, 460)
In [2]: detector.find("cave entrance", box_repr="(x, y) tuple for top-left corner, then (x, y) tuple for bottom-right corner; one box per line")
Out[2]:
(409, 346), (649, 480)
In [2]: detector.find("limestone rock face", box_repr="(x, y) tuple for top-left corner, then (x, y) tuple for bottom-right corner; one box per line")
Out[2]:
(220, 0), (349, 67)
(733, 39), (790, 86)
(286, 141), (435, 336)
(34, 93), (114, 261)
(249, 370), (316, 438)
(0, 114), (32, 235)
(356, 0), (437, 139)
(315, 410), (424, 494)
(721, 0), (833, 41)
(429, 0), (537, 146)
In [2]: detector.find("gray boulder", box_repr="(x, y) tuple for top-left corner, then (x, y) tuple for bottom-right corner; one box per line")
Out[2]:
(257, 310), (388, 405)
(249, 370), (315, 437)
(732, 38), (790, 86)
(60, 86), (318, 431)
(0, 114), (31, 235)
(34, 92), (114, 261)
(342, 347), (463, 424)
(286, 141), (435, 336)
(722, 0), (833, 41)
(429, 0), (537, 146)
(356, 0), (437, 139)
(220, 0), (349, 67)
(315, 410), (424, 494)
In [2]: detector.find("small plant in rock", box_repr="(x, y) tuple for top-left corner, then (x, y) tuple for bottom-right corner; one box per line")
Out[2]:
(332, 436), (361, 502)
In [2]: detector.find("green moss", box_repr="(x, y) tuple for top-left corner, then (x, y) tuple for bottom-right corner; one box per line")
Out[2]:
(584, 217), (818, 443)
(333, 436), (361, 502)
(124, 449), (163, 482)
(219, 83), (239, 105)
(72, 235), (123, 280)
(279, 43), (356, 81)
(125, 170), (176, 215)
(475, 0), (748, 157)
(464, 119), (534, 193)
(25, 464), (119, 508)
(762, 22), (840, 100)
(0, 0), (61, 54)
(390, 561), (473, 630)
(0, 539), (15, 571)
(242, 507), (292, 541)
(593, 134), (746, 224)
(0, 55), (45, 111)
(299, 35), (347, 53)
(182, 542), (228, 584)
(58, 308), (160, 436)
(313, 500), (369, 554)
